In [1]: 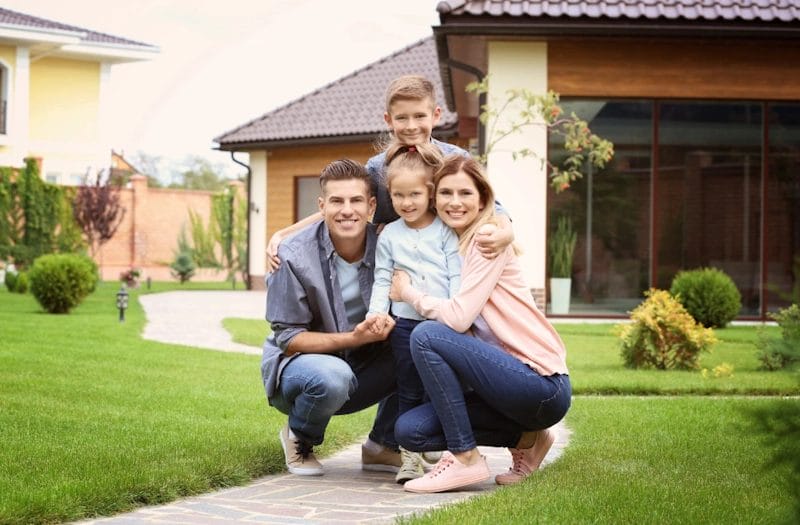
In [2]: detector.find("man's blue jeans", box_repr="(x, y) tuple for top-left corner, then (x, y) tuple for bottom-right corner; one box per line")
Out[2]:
(269, 342), (398, 449)
(395, 321), (571, 453)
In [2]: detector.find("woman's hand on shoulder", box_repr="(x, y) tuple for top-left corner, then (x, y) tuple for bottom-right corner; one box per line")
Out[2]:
(475, 216), (514, 259)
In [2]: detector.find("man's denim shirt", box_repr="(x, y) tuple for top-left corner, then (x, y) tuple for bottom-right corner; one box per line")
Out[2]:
(261, 220), (378, 398)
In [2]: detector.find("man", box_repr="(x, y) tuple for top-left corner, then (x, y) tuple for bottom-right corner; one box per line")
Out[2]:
(261, 159), (401, 476)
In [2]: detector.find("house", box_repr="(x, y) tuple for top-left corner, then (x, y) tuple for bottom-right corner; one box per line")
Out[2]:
(0, 7), (158, 185)
(215, 37), (468, 290)
(217, 0), (799, 319)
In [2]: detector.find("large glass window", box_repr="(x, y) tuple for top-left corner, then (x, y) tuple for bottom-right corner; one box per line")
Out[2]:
(548, 101), (653, 315)
(766, 103), (800, 311)
(548, 98), (792, 319)
(656, 102), (762, 315)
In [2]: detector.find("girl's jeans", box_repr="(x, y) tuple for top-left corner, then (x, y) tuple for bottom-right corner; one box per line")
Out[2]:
(395, 321), (571, 453)
(390, 317), (426, 415)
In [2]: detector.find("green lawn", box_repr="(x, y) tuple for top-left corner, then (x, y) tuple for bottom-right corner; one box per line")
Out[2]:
(0, 285), (370, 525)
(401, 396), (799, 524)
(2, 286), (798, 524)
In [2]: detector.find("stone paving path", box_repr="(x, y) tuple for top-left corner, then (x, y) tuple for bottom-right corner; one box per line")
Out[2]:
(74, 291), (571, 524)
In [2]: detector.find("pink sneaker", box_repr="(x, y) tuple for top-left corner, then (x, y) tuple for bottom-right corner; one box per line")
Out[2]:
(495, 427), (556, 485)
(404, 451), (490, 493)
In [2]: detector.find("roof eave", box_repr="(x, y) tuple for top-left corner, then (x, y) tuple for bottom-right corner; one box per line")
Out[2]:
(216, 125), (460, 152)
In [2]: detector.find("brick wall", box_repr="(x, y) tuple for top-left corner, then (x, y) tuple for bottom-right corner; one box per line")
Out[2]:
(97, 175), (240, 282)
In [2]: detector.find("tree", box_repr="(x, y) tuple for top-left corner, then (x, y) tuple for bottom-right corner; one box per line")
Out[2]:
(467, 79), (614, 192)
(169, 156), (229, 191)
(73, 171), (126, 258)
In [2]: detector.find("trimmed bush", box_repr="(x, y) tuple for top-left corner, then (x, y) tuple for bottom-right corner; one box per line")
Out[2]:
(617, 288), (718, 370)
(13, 271), (29, 294)
(28, 253), (98, 313)
(756, 304), (800, 370)
(670, 267), (742, 328)
(4, 270), (18, 291)
(170, 252), (196, 284)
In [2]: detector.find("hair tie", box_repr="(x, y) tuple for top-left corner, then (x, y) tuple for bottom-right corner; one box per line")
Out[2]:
(407, 145), (416, 153)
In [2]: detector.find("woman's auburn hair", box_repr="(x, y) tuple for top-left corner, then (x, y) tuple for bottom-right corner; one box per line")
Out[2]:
(433, 154), (498, 254)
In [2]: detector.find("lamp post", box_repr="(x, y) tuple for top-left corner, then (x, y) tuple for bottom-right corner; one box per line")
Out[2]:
(116, 284), (129, 322)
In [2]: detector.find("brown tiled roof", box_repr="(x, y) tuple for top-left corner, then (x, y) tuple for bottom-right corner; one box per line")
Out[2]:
(437, 0), (800, 22)
(215, 37), (458, 150)
(0, 7), (156, 48)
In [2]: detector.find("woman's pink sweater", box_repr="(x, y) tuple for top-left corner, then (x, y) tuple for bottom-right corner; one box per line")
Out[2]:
(400, 239), (569, 376)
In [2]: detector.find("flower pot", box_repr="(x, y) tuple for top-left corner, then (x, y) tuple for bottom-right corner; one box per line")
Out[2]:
(550, 277), (572, 315)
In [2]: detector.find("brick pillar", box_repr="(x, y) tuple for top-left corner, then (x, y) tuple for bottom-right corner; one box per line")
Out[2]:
(130, 174), (148, 269)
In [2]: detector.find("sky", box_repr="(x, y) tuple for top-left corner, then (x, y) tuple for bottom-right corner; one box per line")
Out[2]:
(4, 0), (442, 177)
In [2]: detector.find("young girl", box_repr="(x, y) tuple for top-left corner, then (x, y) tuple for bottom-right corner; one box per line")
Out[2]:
(367, 139), (461, 483)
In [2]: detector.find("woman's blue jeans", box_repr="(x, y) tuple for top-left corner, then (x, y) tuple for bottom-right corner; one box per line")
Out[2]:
(395, 321), (571, 453)
(269, 342), (398, 448)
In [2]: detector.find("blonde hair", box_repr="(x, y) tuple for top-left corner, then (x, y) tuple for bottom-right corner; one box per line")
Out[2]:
(383, 139), (443, 191)
(433, 155), (506, 255)
(384, 75), (436, 113)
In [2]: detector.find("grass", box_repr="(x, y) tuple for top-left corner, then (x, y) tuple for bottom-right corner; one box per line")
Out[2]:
(3, 286), (798, 524)
(222, 319), (800, 396)
(400, 396), (799, 524)
(0, 285), (371, 525)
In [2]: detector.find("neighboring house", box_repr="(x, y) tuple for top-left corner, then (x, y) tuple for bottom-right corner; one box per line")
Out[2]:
(217, 0), (799, 319)
(0, 7), (158, 185)
(215, 37), (468, 290)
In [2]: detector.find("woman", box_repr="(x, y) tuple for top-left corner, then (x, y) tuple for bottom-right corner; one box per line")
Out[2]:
(389, 155), (571, 493)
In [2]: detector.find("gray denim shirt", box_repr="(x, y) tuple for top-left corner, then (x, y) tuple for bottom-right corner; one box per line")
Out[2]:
(261, 220), (378, 398)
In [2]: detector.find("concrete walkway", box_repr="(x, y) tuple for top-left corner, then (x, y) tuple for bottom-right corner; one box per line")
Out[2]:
(77, 291), (571, 524)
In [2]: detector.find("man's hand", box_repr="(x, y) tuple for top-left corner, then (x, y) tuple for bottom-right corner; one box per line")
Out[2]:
(266, 231), (284, 273)
(353, 315), (395, 345)
(389, 270), (411, 301)
(475, 216), (514, 259)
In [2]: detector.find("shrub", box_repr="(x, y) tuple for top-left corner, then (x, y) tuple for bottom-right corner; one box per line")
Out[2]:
(617, 289), (718, 370)
(4, 269), (17, 291)
(13, 271), (29, 294)
(170, 252), (196, 284)
(756, 304), (800, 370)
(670, 267), (742, 328)
(28, 253), (98, 313)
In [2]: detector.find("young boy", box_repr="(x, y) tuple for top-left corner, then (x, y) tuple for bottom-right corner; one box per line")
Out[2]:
(265, 75), (513, 271)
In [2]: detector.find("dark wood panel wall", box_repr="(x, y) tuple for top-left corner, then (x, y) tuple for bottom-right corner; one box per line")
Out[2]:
(549, 38), (800, 100)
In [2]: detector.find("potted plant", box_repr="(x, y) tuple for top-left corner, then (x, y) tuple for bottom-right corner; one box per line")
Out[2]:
(548, 216), (577, 314)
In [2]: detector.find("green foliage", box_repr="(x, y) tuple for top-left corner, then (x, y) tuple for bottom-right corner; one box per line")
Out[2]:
(466, 79), (614, 193)
(670, 267), (742, 328)
(28, 253), (98, 313)
(617, 289), (718, 370)
(169, 156), (229, 191)
(170, 252), (196, 283)
(746, 398), (800, 522)
(179, 185), (248, 286)
(756, 304), (800, 370)
(0, 160), (68, 268)
(12, 271), (28, 294)
(549, 216), (577, 278)
(187, 209), (219, 267)
(4, 269), (17, 291)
